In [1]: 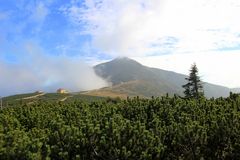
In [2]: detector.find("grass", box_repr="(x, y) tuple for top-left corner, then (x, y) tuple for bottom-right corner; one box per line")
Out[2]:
(2, 92), (106, 107)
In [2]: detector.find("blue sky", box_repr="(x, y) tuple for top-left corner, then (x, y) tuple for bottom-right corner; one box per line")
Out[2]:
(0, 0), (111, 96)
(0, 0), (102, 60)
(1, 0), (240, 96)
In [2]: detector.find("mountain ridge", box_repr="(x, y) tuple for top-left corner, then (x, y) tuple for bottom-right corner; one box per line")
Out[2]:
(231, 88), (240, 93)
(93, 57), (231, 98)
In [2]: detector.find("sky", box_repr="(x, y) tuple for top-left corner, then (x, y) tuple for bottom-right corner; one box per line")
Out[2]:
(0, 0), (240, 96)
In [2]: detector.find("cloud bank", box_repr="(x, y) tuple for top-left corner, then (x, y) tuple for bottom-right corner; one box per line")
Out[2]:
(61, 0), (240, 88)
(63, 0), (240, 56)
(0, 43), (109, 96)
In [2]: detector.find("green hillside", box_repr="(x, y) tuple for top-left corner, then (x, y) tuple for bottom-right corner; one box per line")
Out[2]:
(2, 92), (106, 107)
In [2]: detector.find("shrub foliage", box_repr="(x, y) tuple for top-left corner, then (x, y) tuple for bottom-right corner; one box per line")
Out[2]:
(1, 94), (240, 159)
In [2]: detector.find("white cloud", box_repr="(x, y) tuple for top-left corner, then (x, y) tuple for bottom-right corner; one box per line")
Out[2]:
(63, 0), (240, 56)
(61, 0), (240, 88)
(0, 42), (109, 96)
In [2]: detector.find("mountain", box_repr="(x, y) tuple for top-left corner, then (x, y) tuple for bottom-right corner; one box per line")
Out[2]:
(231, 88), (240, 93)
(91, 57), (231, 98)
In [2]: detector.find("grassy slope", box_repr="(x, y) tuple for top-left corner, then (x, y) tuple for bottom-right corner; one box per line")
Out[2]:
(84, 80), (175, 99)
(2, 92), (106, 107)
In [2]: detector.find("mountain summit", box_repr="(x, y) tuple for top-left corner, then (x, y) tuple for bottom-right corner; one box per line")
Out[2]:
(93, 58), (231, 98)
(94, 57), (145, 85)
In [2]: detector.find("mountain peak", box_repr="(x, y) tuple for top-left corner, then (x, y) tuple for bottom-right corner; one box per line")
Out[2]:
(94, 57), (146, 85)
(96, 57), (143, 69)
(111, 57), (140, 64)
(115, 56), (130, 60)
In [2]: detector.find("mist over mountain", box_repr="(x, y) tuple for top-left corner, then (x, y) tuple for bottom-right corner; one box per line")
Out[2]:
(231, 88), (240, 93)
(94, 57), (231, 98)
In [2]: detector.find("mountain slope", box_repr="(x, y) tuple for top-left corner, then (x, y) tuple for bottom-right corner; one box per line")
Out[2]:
(231, 88), (240, 93)
(94, 57), (185, 95)
(93, 57), (231, 98)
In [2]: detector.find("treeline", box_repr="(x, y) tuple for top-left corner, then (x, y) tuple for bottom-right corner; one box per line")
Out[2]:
(1, 94), (240, 159)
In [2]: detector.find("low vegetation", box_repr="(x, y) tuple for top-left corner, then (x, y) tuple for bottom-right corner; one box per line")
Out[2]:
(1, 94), (240, 159)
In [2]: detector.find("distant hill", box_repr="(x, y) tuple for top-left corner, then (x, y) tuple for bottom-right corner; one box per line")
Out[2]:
(231, 88), (240, 93)
(92, 57), (231, 98)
